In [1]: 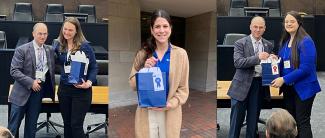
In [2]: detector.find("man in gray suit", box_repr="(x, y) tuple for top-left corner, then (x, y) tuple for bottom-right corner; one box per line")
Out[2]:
(227, 16), (274, 138)
(8, 23), (55, 138)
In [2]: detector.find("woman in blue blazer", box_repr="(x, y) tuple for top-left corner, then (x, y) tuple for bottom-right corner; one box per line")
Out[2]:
(54, 17), (98, 138)
(271, 11), (321, 138)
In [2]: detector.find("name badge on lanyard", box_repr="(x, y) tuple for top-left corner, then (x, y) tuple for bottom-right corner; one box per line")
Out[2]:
(64, 52), (72, 73)
(284, 60), (291, 69)
(36, 71), (45, 80)
(64, 65), (71, 73)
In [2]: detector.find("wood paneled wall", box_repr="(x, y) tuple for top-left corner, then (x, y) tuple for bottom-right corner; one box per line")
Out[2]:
(0, 0), (108, 21)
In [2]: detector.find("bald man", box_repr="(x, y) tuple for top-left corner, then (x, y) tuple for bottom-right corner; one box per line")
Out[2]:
(227, 16), (274, 138)
(8, 23), (55, 138)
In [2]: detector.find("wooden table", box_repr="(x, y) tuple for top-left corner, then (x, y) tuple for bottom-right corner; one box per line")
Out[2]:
(0, 15), (6, 20)
(8, 85), (109, 137)
(217, 81), (283, 108)
(9, 85), (109, 104)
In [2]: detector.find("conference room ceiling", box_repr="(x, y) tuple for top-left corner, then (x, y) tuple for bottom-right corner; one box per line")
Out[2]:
(140, 0), (216, 18)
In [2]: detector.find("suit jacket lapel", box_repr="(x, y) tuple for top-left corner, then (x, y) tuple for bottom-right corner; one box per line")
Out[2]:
(262, 39), (270, 53)
(44, 45), (51, 69)
(28, 42), (36, 70)
(246, 36), (255, 56)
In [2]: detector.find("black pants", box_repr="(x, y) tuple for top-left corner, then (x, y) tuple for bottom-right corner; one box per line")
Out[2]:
(283, 85), (315, 138)
(58, 84), (92, 138)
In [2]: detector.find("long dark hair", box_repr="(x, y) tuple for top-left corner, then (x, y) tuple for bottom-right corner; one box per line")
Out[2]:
(279, 11), (310, 68)
(144, 9), (172, 56)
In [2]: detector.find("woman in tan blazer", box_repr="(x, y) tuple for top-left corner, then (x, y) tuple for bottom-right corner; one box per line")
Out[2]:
(129, 9), (189, 138)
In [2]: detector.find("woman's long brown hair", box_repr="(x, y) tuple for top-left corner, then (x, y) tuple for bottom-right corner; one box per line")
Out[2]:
(58, 17), (87, 53)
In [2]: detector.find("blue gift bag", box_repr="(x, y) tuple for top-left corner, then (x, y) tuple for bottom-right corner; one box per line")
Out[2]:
(67, 50), (89, 84)
(262, 63), (280, 86)
(68, 61), (86, 84)
(136, 67), (167, 107)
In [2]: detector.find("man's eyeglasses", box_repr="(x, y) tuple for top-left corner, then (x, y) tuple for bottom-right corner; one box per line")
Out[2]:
(37, 32), (48, 36)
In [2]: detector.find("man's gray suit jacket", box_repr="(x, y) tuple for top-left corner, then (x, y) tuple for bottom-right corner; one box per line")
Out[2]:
(227, 36), (274, 101)
(9, 41), (55, 106)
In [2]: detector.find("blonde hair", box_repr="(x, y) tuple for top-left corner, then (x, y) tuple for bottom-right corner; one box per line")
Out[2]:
(58, 17), (87, 53)
(266, 109), (298, 138)
(0, 126), (13, 138)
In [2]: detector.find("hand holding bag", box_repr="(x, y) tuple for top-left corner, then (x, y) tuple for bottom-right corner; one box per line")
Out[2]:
(136, 67), (167, 107)
(262, 57), (280, 86)
(68, 50), (89, 84)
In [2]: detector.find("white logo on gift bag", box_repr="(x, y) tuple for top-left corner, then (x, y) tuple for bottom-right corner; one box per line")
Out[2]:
(261, 57), (281, 75)
(271, 58), (279, 75)
(152, 67), (164, 91)
(152, 74), (164, 91)
(139, 67), (165, 91)
(271, 64), (279, 75)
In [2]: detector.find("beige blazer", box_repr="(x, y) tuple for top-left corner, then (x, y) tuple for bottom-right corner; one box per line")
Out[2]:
(129, 45), (189, 138)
